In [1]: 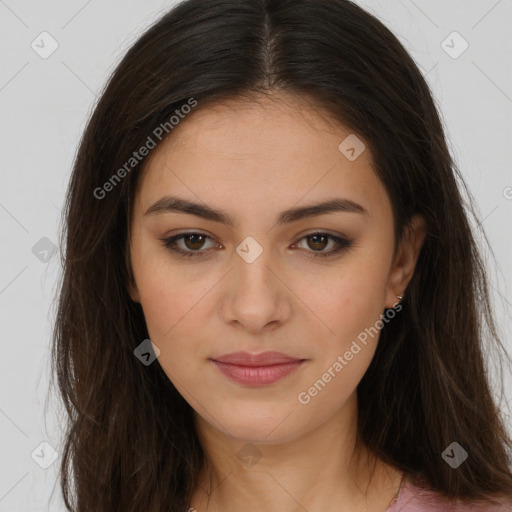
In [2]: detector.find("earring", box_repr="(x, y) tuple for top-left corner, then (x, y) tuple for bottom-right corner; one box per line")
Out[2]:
(397, 295), (403, 301)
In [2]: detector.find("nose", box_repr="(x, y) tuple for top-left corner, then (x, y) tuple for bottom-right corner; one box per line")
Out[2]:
(219, 247), (291, 335)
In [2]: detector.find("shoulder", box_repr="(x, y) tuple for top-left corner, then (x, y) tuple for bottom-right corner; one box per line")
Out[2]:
(385, 476), (512, 512)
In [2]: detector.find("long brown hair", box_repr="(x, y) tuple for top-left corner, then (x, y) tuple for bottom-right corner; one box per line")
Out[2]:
(51, 0), (512, 510)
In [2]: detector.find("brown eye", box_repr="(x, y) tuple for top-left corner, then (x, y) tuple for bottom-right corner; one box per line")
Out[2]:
(305, 234), (329, 251)
(183, 233), (207, 251)
(161, 232), (219, 257)
(294, 232), (353, 259)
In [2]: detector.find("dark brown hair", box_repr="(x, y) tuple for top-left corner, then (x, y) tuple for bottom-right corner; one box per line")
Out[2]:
(51, 0), (512, 510)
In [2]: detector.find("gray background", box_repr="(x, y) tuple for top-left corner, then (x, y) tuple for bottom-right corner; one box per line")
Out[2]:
(0, 0), (511, 510)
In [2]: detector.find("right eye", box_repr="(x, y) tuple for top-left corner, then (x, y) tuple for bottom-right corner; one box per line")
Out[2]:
(160, 232), (221, 258)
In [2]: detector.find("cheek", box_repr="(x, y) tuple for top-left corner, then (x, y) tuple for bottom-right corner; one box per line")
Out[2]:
(131, 253), (204, 350)
(297, 255), (390, 354)
(138, 282), (206, 351)
(134, 271), (207, 395)
(294, 277), (386, 417)
(131, 237), (209, 334)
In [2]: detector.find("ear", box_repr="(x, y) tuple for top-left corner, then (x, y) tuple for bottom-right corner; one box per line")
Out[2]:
(125, 248), (141, 303)
(129, 279), (140, 303)
(384, 214), (426, 309)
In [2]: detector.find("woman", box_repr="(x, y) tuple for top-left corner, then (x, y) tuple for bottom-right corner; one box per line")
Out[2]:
(51, 0), (512, 510)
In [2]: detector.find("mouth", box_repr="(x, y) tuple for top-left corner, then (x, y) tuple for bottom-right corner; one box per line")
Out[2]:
(209, 351), (307, 386)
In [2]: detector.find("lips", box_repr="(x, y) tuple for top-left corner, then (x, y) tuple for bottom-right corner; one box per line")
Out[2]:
(211, 351), (303, 366)
(210, 351), (306, 386)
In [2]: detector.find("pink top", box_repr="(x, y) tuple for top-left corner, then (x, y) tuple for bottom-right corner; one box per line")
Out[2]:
(384, 477), (511, 511)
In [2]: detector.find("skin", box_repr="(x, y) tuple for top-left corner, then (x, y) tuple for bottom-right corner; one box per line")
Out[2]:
(128, 92), (426, 512)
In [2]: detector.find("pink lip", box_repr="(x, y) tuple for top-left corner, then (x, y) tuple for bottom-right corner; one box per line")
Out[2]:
(210, 351), (306, 386)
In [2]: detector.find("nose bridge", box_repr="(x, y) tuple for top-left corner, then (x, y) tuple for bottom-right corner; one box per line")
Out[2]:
(233, 236), (279, 301)
(221, 235), (288, 331)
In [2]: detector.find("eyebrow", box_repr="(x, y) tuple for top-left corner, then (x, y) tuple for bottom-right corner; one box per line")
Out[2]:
(144, 195), (369, 226)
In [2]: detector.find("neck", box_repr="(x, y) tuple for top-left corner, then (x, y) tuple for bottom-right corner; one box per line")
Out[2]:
(189, 393), (403, 512)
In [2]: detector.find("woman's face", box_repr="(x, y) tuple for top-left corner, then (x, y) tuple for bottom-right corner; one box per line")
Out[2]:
(129, 94), (424, 443)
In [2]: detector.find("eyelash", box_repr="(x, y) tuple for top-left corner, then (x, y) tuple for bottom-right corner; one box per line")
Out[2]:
(160, 231), (353, 260)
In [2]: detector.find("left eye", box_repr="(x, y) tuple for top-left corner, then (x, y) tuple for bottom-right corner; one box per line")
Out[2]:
(293, 232), (352, 257)
(161, 232), (352, 258)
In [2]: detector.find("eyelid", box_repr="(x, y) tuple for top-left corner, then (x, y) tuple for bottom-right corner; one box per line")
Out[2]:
(294, 228), (350, 240)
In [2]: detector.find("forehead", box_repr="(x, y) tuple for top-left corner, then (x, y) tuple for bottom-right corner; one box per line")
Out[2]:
(135, 94), (388, 223)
